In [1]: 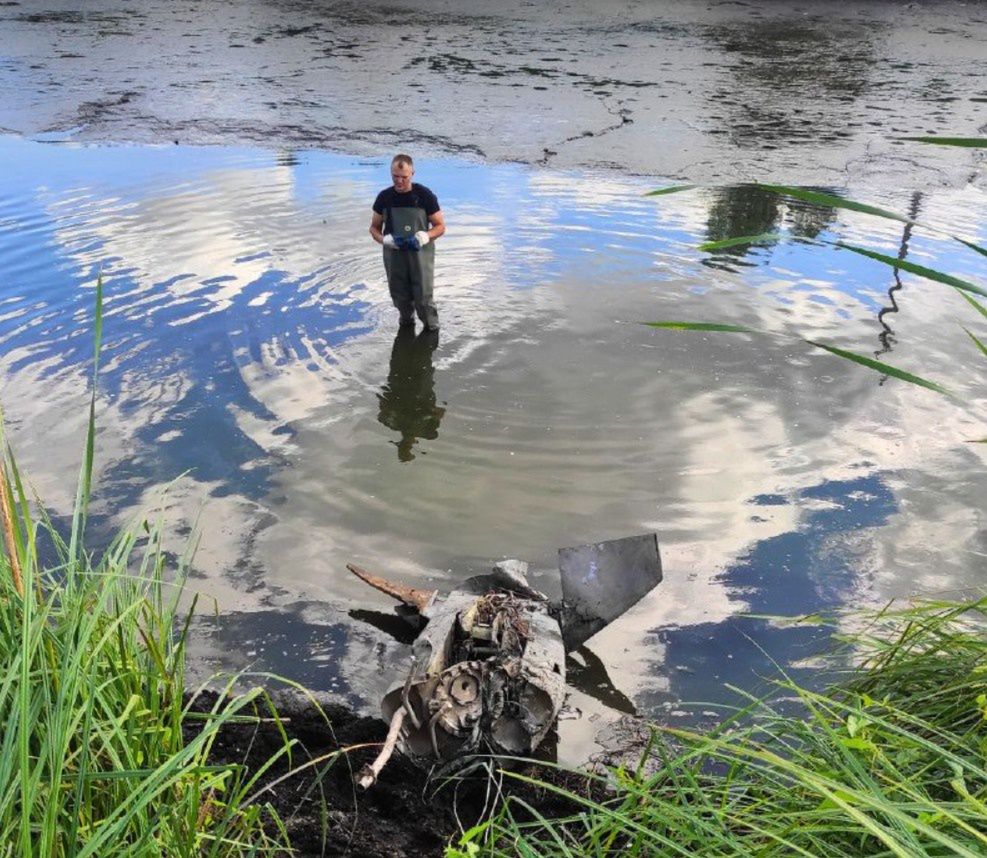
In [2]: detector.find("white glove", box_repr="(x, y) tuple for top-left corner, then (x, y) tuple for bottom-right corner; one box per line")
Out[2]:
(382, 234), (396, 249)
(414, 231), (430, 247)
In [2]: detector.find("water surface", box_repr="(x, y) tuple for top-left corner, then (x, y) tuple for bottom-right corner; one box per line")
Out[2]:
(1, 136), (985, 759)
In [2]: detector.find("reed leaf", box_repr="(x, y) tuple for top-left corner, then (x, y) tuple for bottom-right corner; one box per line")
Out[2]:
(698, 233), (783, 251)
(757, 185), (912, 224)
(805, 341), (952, 396)
(963, 328), (987, 359)
(898, 137), (987, 148)
(836, 243), (987, 299)
(955, 237), (987, 260)
(644, 184), (697, 197)
(760, 186), (987, 259)
(644, 322), (953, 397)
(642, 321), (757, 333)
(958, 291), (987, 321)
(68, 274), (103, 564)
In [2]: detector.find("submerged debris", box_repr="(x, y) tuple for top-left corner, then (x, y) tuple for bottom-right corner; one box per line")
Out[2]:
(349, 533), (662, 787)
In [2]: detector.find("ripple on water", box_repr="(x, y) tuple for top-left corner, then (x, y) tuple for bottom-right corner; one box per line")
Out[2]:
(1, 138), (985, 757)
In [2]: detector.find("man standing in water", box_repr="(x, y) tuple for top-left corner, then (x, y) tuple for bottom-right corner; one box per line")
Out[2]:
(370, 154), (445, 330)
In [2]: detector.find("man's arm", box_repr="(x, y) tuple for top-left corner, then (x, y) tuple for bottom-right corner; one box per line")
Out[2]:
(426, 210), (446, 242)
(369, 211), (385, 244)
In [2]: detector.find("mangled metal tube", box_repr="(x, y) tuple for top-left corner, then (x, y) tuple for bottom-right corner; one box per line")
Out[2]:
(347, 534), (661, 784)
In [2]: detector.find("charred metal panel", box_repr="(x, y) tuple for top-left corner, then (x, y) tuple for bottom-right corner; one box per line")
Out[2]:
(559, 533), (662, 651)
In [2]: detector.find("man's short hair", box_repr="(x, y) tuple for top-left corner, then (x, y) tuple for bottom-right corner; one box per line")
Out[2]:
(392, 153), (414, 169)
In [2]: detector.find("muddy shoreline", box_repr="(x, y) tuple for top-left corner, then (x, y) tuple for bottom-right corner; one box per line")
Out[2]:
(187, 688), (598, 856)
(2, 0), (985, 190)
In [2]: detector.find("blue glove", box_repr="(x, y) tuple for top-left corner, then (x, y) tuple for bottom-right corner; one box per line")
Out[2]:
(393, 234), (420, 251)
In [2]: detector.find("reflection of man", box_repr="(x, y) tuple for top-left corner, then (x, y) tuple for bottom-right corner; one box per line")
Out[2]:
(377, 327), (445, 462)
(369, 153), (446, 331)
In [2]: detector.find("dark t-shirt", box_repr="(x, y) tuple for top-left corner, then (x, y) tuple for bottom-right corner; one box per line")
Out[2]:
(373, 183), (440, 235)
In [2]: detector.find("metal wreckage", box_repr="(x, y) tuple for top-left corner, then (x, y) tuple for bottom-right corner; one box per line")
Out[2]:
(348, 533), (662, 788)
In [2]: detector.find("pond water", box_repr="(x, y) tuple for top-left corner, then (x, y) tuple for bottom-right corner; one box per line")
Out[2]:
(2, 135), (984, 760)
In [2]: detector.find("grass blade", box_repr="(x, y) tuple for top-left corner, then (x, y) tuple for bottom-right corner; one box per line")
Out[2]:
(68, 274), (103, 563)
(897, 137), (987, 148)
(644, 184), (697, 197)
(0, 459), (23, 598)
(958, 291), (987, 321)
(761, 185), (987, 259)
(962, 328), (987, 359)
(642, 321), (757, 333)
(758, 185), (911, 224)
(836, 243), (987, 299)
(806, 341), (952, 396)
(955, 237), (987, 260)
(698, 233), (783, 251)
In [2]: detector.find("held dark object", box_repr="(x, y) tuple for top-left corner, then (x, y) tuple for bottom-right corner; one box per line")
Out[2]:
(392, 234), (421, 251)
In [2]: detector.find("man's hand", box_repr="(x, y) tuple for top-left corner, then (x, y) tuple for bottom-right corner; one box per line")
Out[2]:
(414, 231), (430, 247)
(382, 234), (396, 249)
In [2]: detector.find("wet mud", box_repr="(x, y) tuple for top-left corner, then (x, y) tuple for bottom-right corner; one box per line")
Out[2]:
(1, 0), (985, 189)
(187, 689), (588, 857)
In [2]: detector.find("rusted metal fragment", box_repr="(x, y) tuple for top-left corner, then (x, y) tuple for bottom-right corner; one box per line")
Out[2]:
(380, 561), (565, 763)
(353, 536), (662, 787)
(347, 562), (437, 612)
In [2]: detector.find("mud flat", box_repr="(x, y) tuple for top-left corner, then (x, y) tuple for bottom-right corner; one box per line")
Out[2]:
(1, 0), (985, 190)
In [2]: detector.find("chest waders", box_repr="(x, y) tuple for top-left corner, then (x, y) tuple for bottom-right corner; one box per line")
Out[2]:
(383, 205), (439, 330)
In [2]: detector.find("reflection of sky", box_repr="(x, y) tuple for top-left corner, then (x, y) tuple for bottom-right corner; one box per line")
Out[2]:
(1, 136), (985, 756)
(644, 474), (896, 714)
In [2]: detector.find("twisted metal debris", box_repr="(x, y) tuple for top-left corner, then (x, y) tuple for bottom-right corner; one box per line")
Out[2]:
(350, 533), (661, 787)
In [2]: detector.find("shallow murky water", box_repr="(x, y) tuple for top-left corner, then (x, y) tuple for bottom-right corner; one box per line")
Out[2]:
(1, 135), (984, 759)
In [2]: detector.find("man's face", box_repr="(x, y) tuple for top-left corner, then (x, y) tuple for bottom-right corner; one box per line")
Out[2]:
(391, 162), (414, 193)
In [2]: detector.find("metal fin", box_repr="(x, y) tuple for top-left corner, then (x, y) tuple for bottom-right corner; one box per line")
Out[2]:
(347, 563), (437, 612)
(558, 533), (662, 651)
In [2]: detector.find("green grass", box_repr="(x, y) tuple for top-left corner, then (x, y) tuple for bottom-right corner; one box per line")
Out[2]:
(898, 137), (987, 149)
(0, 278), (295, 856)
(450, 596), (987, 857)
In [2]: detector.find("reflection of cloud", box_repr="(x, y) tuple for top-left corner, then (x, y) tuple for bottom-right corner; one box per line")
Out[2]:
(41, 165), (380, 321)
(185, 602), (412, 713)
(0, 360), (127, 512)
(2, 142), (985, 763)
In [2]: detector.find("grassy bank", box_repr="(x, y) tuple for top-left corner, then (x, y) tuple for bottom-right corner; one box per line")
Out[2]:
(0, 279), (295, 856)
(0, 445), (296, 856)
(451, 596), (987, 856)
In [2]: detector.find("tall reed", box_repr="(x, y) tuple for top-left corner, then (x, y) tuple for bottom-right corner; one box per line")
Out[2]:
(0, 278), (293, 856)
